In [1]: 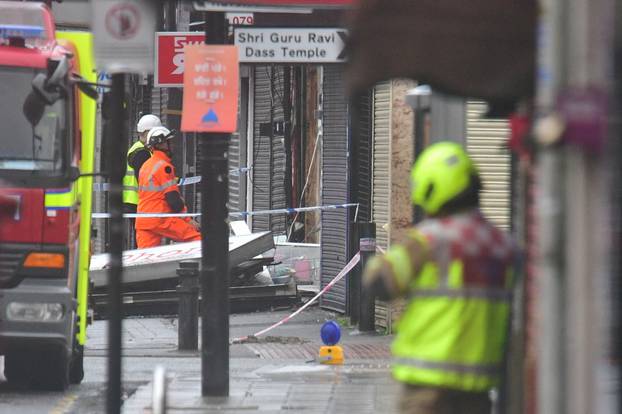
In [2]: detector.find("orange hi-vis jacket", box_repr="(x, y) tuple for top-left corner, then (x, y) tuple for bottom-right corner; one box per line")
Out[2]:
(136, 150), (200, 248)
(136, 150), (184, 230)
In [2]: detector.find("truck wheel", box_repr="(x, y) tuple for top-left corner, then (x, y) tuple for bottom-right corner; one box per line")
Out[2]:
(33, 347), (69, 391)
(4, 350), (34, 386)
(69, 344), (84, 384)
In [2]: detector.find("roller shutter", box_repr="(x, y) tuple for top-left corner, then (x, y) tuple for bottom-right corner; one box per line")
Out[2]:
(320, 66), (350, 313)
(151, 87), (165, 120)
(353, 89), (373, 222)
(270, 67), (287, 233)
(93, 100), (106, 254)
(228, 73), (249, 215)
(466, 101), (511, 229)
(228, 134), (241, 213)
(370, 81), (393, 329)
(371, 81), (392, 249)
(251, 66), (286, 233)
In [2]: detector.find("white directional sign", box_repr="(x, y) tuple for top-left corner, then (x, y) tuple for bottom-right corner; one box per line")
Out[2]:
(234, 28), (347, 63)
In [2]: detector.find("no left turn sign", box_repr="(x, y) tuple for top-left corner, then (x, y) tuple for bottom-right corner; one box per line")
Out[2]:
(93, 0), (157, 74)
(105, 3), (141, 40)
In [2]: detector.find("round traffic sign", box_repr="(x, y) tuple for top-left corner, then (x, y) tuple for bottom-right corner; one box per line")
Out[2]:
(105, 3), (140, 40)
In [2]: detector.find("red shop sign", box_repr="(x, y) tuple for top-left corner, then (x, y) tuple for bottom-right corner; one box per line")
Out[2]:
(155, 31), (205, 87)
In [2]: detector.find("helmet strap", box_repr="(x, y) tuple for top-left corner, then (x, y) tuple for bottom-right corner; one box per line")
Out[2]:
(162, 141), (173, 157)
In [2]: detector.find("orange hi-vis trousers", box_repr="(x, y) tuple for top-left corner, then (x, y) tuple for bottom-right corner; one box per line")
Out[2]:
(136, 217), (200, 249)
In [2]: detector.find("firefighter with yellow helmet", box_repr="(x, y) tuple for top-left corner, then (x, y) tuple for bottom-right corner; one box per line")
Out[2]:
(363, 142), (517, 414)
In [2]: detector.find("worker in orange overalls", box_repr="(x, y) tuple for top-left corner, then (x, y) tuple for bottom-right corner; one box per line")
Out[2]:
(135, 126), (200, 249)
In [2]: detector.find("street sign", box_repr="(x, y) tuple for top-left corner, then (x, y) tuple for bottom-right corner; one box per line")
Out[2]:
(181, 45), (239, 133)
(97, 71), (112, 94)
(234, 28), (347, 63)
(92, 0), (157, 74)
(155, 32), (206, 87)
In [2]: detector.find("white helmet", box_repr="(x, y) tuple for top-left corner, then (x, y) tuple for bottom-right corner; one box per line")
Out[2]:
(146, 126), (174, 148)
(136, 114), (162, 133)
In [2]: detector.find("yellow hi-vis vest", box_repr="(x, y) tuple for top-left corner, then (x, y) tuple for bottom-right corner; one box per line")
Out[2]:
(384, 210), (516, 392)
(123, 140), (145, 205)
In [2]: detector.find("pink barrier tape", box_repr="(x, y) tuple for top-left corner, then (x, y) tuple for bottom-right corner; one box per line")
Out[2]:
(232, 252), (361, 343)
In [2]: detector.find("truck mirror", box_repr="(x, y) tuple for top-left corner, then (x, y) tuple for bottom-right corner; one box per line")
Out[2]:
(47, 56), (70, 87)
(31, 73), (62, 105)
(22, 90), (46, 126)
(76, 81), (98, 100)
(30, 56), (71, 106)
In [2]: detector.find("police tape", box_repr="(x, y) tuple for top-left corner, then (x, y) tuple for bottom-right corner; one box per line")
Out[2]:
(91, 203), (359, 219)
(92, 168), (251, 192)
(232, 251), (361, 343)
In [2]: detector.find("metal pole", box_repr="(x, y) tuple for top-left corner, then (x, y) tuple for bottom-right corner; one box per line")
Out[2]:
(201, 11), (229, 397)
(106, 73), (126, 414)
(152, 365), (167, 414)
(177, 261), (199, 350)
(534, 1), (565, 413)
(560, 0), (612, 413)
(349, 222), (360, 326)
(358, 222), (376, 332)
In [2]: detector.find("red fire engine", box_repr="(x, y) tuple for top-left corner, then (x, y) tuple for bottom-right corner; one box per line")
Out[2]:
(0, 1), (97, 390)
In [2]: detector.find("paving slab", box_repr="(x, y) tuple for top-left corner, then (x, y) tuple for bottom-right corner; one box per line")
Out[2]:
(87, 307), (400, 413)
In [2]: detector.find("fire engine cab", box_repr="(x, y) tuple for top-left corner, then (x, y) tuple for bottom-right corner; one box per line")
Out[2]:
(0, 1), (97, 390)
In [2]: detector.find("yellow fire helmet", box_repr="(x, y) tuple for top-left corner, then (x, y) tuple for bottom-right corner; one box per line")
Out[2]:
(410, 141), (479, 214)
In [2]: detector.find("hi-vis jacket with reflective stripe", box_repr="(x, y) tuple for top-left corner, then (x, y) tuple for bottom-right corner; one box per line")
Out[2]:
(123, 140), (145, 205)
(379, 209), (516, 392)
(136, 150), (184, 230)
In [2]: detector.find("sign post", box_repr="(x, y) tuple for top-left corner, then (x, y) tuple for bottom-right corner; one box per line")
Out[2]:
(180, 12), (234, 397)
(92, 1), (156, 412)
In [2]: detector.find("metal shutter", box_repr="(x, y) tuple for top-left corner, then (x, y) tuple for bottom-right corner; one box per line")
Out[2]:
(354, 89), (373, 222)
(93, 100), (106, 254)
(371, 81), (392, 249)
(320, 66), (349, 313)
(370, 81), (393, 329)
(251, 66), (286, 233)
(228, 74), (249, 214)
(251, 66), (272, 231)
(229, 135), (241, 213)
(466, 101), (511, 229)
(270, 68), (287, 233)
(151, 87), (165, 119)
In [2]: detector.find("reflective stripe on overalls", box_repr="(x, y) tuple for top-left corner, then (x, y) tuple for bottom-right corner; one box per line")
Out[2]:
(123, 141), (144, 205)
(387, 213), (515, 392)
(137, 160), (177, 192)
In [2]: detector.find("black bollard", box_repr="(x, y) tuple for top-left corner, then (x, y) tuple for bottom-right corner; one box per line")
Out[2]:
(359, 222), (376, 332)
(177, 260), (199, 350)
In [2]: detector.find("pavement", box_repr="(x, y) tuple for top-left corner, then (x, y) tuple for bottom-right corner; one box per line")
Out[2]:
(86, 305), (401, 413)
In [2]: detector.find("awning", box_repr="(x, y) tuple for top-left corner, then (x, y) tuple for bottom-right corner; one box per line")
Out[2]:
(193, 0), (357, 12)
(346, 0), (536, 104)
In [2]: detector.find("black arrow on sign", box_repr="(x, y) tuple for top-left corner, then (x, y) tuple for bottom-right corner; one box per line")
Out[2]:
(337, 30), (348, 60)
